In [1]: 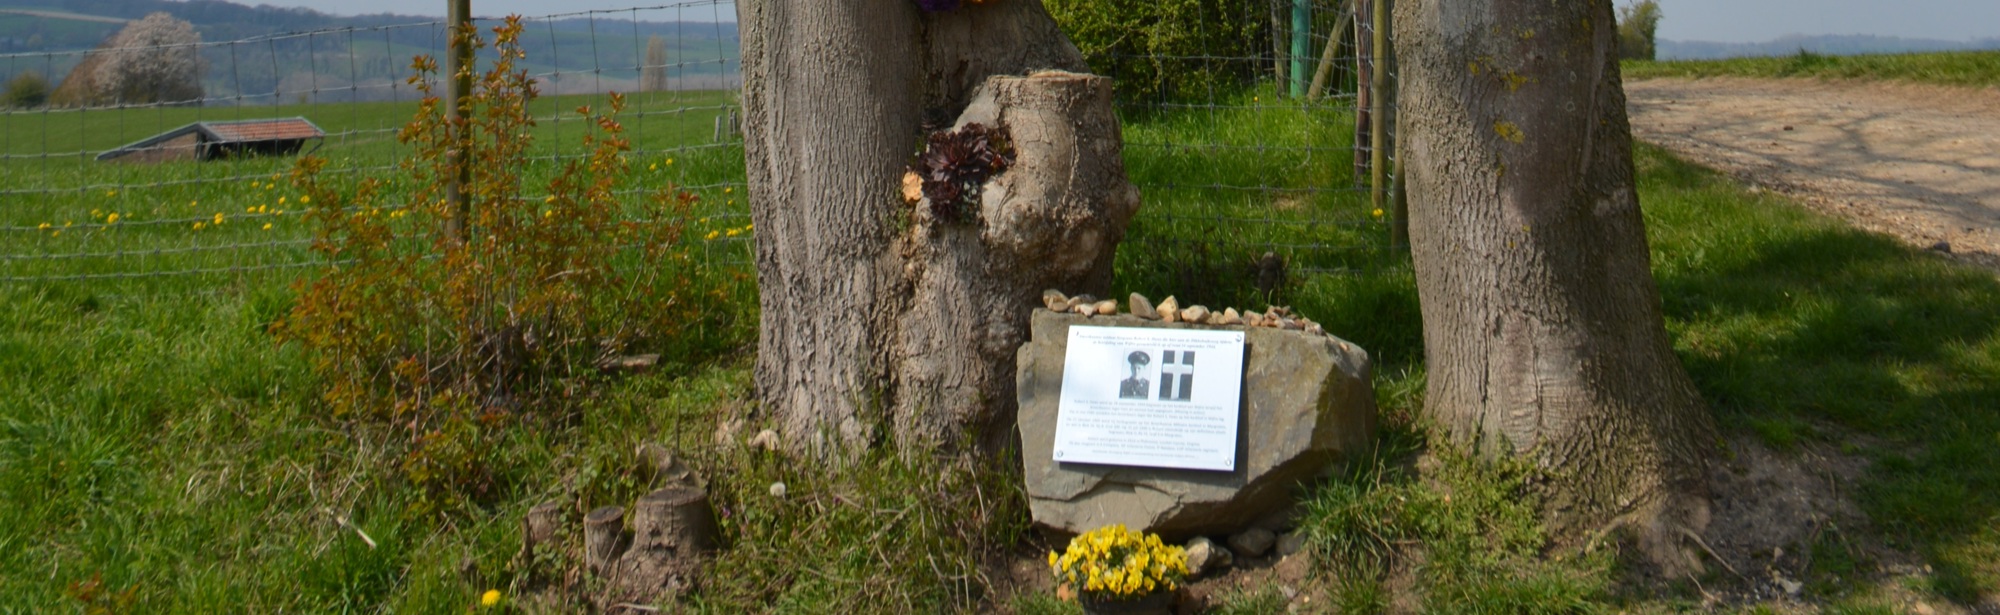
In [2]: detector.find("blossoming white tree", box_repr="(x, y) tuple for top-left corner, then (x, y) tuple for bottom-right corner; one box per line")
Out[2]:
(94, 12), (205, 104)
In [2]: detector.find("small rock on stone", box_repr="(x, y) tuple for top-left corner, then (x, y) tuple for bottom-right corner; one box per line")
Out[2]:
(1181, 305), (1210, 324)
(1158, 296), (1180, 322)
(1244, 311), (1264, 327)
(1217, 307), (1242, 326)
(1229, 527), (1277, 558)
(1093, 299), (1118, 316)
(1278, 317), (1303, 331)
(713, 418), (744, 450)
(1076, 301), (1098, 317)
(748, 429), (780, 452)
(1776, 576), (1803, 597)
(1129, 293), (1159, 319)
(1276, 532), (1307, 557)
(1042, 289), (1068, 311)
(1184, 536), (1230, 578)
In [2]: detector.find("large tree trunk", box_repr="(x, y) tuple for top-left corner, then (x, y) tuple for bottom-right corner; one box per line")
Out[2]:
(1394, 0), (1717, 570)
(738, 1), (1140, 455)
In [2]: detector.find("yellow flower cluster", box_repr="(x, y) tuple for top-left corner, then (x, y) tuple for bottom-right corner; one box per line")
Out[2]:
(704, 222), (753, 241)
(1048, 524), (1188, 600)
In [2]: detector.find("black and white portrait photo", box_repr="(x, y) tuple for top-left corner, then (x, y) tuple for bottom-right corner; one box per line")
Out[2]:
(1118, 350), (1152, 399)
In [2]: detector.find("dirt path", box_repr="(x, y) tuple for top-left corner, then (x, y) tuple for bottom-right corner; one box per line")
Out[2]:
(1625, 77), (2000, 270)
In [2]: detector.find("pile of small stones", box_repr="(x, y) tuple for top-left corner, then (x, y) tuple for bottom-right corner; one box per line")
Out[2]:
(1040, 290), (1328, 337)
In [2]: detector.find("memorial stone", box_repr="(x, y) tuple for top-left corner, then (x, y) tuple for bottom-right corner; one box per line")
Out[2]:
(1017, 310), (1376, 538)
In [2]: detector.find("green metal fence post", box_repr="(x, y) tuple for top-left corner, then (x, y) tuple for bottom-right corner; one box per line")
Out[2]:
(1290, 0), (1311, 97)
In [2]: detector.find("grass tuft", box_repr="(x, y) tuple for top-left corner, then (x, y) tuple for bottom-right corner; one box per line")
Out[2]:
(1624, 49), (2000, 87)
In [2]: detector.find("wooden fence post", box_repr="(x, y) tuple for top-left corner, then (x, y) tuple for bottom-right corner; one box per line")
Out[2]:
(1369, 0), (1389, 244)
(445, 0), (473, 243)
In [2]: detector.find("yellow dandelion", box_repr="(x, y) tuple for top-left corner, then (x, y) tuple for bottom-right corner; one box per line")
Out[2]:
(50, 230), (60, 237)
(278, 196), (287, 205)
(214, 213), (225, 225)
(193, 222), (205, 230)
(105, 190), (117, 197)
(190, 200), (198, 207)
(265, 183), (275, 190)
(262, 223), (273, 230)
(1371, 208), (1385, 218)
(106, 213), (120, 224)
(544, 209), (554, 218)
(300, 195), (310, 204)
(480, 589), (501, 607)
(649, 163), (658, 171)
(91, 209), (102, 218)
(37, 222), (50, 231)
(704, 229), (720, 240)
(247, 206), (257, 213)
(545, 195), (556, 203)
(665, 158), (674, 165)
(725, 228), (740, 237)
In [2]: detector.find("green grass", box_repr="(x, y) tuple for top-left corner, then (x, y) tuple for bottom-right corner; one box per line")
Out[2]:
(1641, 144), (2000, 607)
(0, 88), (751, 288)
(1278, 143), (2000, 613)
(5, 78), (2000, 612)
(1623, 49), (2000, 87)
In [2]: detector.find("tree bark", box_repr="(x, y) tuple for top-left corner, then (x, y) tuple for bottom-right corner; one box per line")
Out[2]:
(583, 505), (627, 577)
(1394, 0), (1717, 570)
(738, 1), (1138, 455)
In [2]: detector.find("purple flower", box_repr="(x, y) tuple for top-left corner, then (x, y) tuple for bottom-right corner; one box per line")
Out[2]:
(915, 0), (961, 12)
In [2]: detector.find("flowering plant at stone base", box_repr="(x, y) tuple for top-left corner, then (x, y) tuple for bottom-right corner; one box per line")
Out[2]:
(1048, 524), (1189, 601)
(914, 0), (996, 12)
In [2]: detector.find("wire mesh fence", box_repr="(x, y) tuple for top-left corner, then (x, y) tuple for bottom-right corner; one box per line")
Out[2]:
(0, 0), (1397, 294)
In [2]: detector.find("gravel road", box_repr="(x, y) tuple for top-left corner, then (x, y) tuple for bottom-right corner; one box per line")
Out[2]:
(1625, 77), (2000, 269)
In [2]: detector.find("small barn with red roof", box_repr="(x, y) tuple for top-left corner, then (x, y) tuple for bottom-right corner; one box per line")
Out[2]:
(97, 117), (325, 163)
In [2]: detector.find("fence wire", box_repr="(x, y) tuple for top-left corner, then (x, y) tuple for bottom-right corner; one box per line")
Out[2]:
(0, 0), (1396, 292)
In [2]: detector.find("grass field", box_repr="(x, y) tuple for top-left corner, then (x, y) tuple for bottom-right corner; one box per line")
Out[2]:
(3, 72), (1997, 612)
(0, 83), (1395, 611)
(0, 88), (753, 288)
(1624, 49), (2000, 87)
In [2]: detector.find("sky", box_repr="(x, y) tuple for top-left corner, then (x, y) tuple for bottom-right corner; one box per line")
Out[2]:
(208, 0), (2000, 44)
(1654, 0), (1999, 43)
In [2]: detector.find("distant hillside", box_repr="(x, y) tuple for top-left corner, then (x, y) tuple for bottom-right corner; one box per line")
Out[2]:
(1662, 34), (2000, 61)
(0, 0), (740, 104)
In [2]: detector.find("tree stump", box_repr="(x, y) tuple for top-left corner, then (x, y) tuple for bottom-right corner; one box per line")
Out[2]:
(583, 505), (628, 577)
(608, 485), (719, 604)
(892, 70), (1142, 450)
